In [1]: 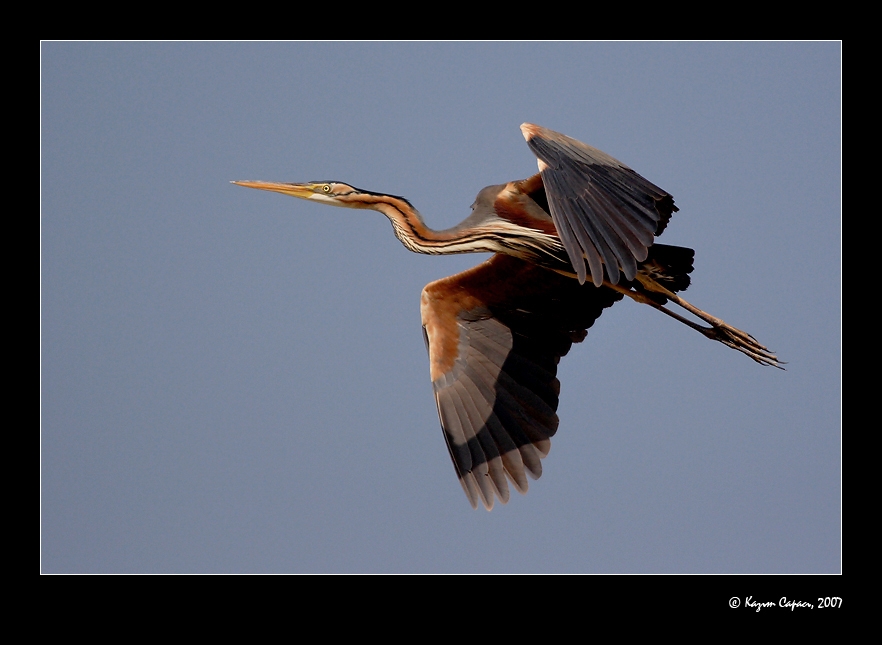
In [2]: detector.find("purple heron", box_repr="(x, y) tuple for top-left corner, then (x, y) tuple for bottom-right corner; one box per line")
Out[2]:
(234, 123), (780, 510)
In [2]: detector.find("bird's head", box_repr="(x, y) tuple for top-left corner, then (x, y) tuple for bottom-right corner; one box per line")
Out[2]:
(232, 180), (380, 209)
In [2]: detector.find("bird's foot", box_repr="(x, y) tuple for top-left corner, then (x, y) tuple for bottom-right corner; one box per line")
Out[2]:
(701, 320), (783, 369)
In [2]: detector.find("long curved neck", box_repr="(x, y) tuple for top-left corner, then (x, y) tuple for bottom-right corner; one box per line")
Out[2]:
(342, 190), (564, 266)
(362, 195), (499, 256)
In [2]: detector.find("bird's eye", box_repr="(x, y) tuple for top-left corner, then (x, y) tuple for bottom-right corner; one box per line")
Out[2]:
(322, 184), (332, 193)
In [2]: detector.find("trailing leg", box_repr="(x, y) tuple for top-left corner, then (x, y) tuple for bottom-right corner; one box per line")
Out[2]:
(606, 278), (783, 368)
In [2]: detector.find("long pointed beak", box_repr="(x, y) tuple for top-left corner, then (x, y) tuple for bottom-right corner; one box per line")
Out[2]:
(231, 180), (315, 199)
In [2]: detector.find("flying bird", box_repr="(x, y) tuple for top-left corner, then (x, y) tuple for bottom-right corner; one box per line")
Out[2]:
(234, 123), (781, 510)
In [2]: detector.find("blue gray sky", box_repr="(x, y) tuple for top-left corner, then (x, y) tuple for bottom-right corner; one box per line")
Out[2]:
(42, 42), (840, 573)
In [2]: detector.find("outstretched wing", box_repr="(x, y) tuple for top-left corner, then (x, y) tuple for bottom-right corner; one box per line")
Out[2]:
(420, 254), (623, 510)
(521, 123), (677, 287)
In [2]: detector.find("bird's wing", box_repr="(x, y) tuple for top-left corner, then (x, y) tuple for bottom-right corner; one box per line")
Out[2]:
(521, 123), (677, 287)
(420, 254), (623, 509)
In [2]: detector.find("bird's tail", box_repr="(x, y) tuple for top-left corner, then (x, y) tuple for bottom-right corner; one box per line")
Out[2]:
(634, 244), (695, 304)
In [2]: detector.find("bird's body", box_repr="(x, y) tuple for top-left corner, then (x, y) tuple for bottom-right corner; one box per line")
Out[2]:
(235, 123), (780, 510)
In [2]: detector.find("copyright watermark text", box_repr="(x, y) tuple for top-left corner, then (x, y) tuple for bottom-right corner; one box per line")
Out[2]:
(729, 596), (842, 611)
